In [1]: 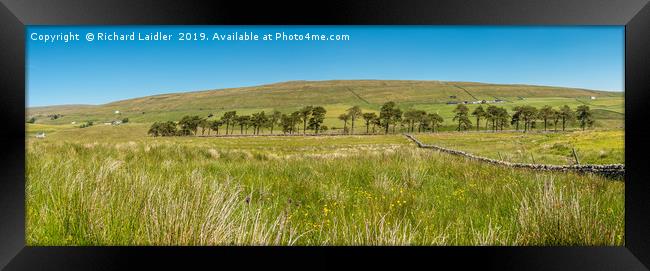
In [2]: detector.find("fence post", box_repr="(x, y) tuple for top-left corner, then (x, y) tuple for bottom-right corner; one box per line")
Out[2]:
(572, 148), (581, 165)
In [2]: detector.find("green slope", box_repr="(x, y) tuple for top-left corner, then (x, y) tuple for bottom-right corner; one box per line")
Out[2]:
(27, 80), (623, 127)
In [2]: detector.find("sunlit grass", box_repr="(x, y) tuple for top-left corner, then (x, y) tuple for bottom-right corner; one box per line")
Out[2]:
(26, 133), (623, 246)
(415, 130), (624, 165)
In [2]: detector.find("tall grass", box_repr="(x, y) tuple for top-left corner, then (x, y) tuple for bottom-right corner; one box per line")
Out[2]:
(26, 137), (624, 245)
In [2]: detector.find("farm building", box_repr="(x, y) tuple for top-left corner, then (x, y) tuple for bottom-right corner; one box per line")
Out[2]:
(590, 96), (597, 100)
(114, 110), (120, 114)
(35, 132), (45, 138)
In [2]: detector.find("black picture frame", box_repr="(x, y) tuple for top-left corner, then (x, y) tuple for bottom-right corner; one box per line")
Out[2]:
(1, 0), (649, 270)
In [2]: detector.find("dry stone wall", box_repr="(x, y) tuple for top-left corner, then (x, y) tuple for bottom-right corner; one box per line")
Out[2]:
(404, 134), (624, 179)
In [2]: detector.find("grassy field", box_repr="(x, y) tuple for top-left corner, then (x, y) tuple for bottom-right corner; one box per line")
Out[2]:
(27, 80), (623, 131)
(26, 125), (624, 246)
(415, 130), (624, 165)
(25, 80), (625, 246)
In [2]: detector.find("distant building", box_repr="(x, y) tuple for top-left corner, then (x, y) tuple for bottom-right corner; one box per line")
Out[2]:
(590, 96), (596, 100)
(114, 110), (120, 114)
(71, 121), (76, 125)
(35, 132), (45, 138)
(104, 122), (112, 125)
(112, 120), (122, 125)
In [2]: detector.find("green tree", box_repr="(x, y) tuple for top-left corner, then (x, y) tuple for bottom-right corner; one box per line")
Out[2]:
(391, 108), (403, 133)
(379, 101), (398, 134)
(362, 112), (378, 134)
(251, 111), (268, 135)
(221, 111), (237, 135)
(471, 106), (486, 131)
(576, 105), (594, 130)
(198, 118), (209, 136)
(520, 106), (538, 132)
(346, 106), (362, 134)
(309, 106), (327, 134)
(299, 106), (313, 134)
(268, 110), (282, 134)
(559, 105), (575, 131)
(122, 118), (129, 123)
(551, 109), (560, 132)
(338, 113), (350, 134)
(210, 120), (223, 135)
(538, 105), (554, 131)
(428, 113), (444, 133)
(148, 122), (161, 137)
(280, 114), (293, 134)
(495, 107), (510, 131)
(179, 115), (201, 136)
(511, 106), (524, 131)
(453, 104), (472, 131)
(26, 117), (36, 123)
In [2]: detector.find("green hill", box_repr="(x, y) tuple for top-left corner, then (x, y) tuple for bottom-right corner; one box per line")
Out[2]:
(27, 80), (623, 128)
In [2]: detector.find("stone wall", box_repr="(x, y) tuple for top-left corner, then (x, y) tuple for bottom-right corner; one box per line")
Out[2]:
(404, 134), (624, 179)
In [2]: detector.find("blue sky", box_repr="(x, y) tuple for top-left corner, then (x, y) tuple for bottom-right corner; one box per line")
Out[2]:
(26, 26), (624, 107)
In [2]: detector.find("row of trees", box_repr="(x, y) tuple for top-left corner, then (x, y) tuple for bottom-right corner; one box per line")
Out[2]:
(454, 104), (593, 132)
(148, 106), (329, 137)
(148, 102), (595, 137)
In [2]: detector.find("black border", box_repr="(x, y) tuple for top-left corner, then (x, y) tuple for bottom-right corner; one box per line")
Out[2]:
(1, 0), (649, 270)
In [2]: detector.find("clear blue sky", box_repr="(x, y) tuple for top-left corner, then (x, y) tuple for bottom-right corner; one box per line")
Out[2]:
(26, 26), (624, 107)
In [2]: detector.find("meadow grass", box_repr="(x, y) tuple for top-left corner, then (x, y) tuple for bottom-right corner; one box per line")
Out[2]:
(415, 130), (624, 165)
(26, 132), (623, 246)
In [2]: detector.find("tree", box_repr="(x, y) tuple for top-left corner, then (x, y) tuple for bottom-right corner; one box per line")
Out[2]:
(236, 115), (251, 134)
(26, 117), (36, 123)
(148, 122), (161, 137)
(346, 106), (362, 134)
(299, 106), (313, 134)
(280, 114), (293, 134)
(379, 101), (398, 134)
(391, 108), (403, 133)
(122, 118), (129, 123)
(471, 106), (486, 131)
(453, 104), (472, 131)
(148, 121), (177, 137)
(428, 113), (444, 133)
(309, 106), (327, 134)
(520, 106), (538, 132)
(210, 120), (223, 135)
(538, 105), (554, 131)
(198, 118), (209, 135)
(511, 106), (524, 131)
(338, 113), (350, 134)
(179, 115), (202, 136)
(495, 107), (510, 131)
(551, 109), (560, 131)
(404, 109), (426, 133)
(290, 111), (301, 134)
(251, 111), (268, 135)
(559, 105), (575, 131)
(576, 105), (594, 130)
(268, 110), (282, 134)
(362, 112), (378, 134)
(221, 111), (237, 135)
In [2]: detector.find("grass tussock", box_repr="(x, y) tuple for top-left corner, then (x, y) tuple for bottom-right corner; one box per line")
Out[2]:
(27, 136), (623, 246)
